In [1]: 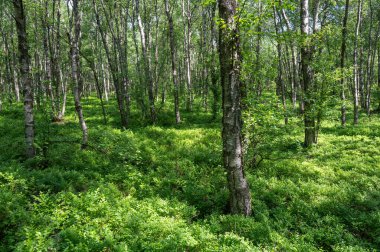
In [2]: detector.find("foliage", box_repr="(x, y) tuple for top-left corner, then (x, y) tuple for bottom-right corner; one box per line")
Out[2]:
(0, 98), (379, 251)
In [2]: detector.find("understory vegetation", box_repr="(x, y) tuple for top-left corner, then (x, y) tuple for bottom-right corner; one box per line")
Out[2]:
(1, 98), (379, 251)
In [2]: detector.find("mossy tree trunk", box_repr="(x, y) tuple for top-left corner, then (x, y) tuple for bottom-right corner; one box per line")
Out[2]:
(218, 0), (252, 216)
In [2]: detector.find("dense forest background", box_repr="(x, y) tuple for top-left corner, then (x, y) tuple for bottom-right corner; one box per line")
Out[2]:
(0, 0), (379, 251)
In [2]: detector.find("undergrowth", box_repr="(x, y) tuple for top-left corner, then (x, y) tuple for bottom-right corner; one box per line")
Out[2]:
(0, 98), (379, 251)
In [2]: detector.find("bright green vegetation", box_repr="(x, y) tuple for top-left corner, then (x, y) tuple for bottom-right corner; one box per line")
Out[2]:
(0, 99), (379, 251)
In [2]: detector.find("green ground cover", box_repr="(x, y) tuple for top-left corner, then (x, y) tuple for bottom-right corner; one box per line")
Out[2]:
(0, 98), (379, 251)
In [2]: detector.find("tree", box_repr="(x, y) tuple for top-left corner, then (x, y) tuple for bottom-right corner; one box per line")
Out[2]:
(68, 0), (88, 149)
(300, 0), (317, 147)
(93, 0), (129, 128)
(353, 0), (362, 125)
(218, 0), (251, 216)
(135, 0), (156, 123)
(340, 0), (349, 126)
(13, 0), (36, 158)
(165, 0), (181, 124)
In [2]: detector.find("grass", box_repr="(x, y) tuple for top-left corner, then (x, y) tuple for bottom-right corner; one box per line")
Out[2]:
(0, 97), (379, 251)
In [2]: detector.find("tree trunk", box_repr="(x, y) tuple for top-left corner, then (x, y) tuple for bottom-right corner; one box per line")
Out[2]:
(340, 0), (349, 126)
(301, 0), (316, 147)
(183, 0), (193, 112)
(353, 0), (362, 124)
(11, 36), (21, 103)
(365, 0), (374, 116)
(378, 42), (380, 111)
(93, 0), (128, 128)
(136, 0), (156, 123)
(13, 0), (36, 158)
(165, 0), (181, 124)
(274, 7), (288, 125)
(69, 0), (88, 149)
(218, 0), (252, 216)
(210, 3), (219, 120)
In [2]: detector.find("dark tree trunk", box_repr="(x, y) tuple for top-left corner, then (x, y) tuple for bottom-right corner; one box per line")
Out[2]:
(13, 0), (36, 158)
(340, 0), (349, 126)
(218, 0), (252, 216)
(301, 0), (316, 147)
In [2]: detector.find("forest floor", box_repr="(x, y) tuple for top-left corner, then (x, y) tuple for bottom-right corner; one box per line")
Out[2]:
(0, 97), (379, 251)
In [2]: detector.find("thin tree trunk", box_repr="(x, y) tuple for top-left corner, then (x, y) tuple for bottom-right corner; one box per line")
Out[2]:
(365, 0), (374, 116)
(183, 0), (193, 111)
(69, 0), (88, 149)
(60, 68), (67, 117)
(210, 3), (219, 120)
(340, 0), (349, 126)
(93, 0), (128, 128)
(378, 42), (380, 111)
(2, 31), (15, 104)
(136, 0), (156, 123)
(13, 0), (36, 158)
(165, 0), (181, 124)
(274, 7), (288, 125)
(11, 34), (21, 103)
(131, 6), (147, 118)
(280, 2), (298, 110)
(0, 72), (3, 112)
(219, 0), (252, 216)
(82, 51), (107, 125)
(255, 0), (263, 96)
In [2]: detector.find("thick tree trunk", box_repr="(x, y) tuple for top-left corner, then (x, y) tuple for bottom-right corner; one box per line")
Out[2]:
(13, 0), (36, 158)
(165, 0), (181, 124)
(301, 0), (316, 147)
(70, 0), (88, 149)
(218, 0), (252, 216)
